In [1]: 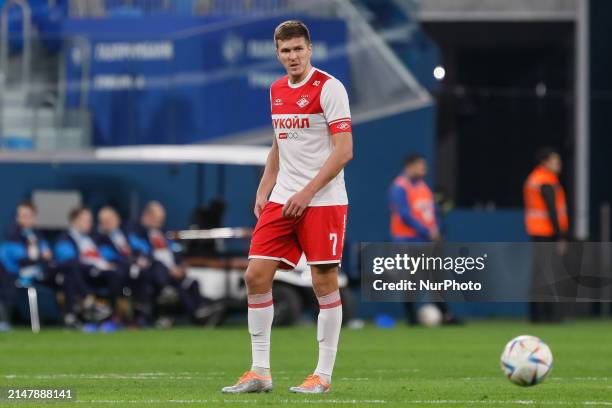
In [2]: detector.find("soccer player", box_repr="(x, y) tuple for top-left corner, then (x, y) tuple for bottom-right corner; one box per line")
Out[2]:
(222, 20), (353, 394)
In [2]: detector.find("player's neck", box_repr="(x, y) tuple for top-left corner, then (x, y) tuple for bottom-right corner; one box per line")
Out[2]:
(288, 64), (313, 85)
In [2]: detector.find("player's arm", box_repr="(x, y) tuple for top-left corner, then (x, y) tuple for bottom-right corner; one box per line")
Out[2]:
(254, 137), (280, 218)
(282, 132), (352, 218)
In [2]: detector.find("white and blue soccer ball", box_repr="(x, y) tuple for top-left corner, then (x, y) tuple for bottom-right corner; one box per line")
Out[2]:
(417, 303), (443, 327)
(500, 335), (553, 386)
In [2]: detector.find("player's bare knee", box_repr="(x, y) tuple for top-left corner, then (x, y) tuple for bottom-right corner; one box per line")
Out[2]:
(244, 268), (273, 293)
(311, 264), (339, 296)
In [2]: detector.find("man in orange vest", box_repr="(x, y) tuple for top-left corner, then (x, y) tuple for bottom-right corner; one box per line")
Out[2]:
(389, 154), (461, 325)
(389, 154), (439, 243)
(523, 147), (568, 322)
(524, 148), (569, 243)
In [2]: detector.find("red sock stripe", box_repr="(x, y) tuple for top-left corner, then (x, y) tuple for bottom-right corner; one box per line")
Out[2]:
(248, 299), (274, 308)
(319, 299), (342, 309)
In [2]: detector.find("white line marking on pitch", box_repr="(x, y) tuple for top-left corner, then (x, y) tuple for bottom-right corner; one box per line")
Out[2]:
(3, 372), (221, 380)
(72, 400), (612, 406)
(75, 400), (388, 404)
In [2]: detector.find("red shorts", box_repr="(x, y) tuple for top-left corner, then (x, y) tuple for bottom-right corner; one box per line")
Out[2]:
(248, 202), (348, 269)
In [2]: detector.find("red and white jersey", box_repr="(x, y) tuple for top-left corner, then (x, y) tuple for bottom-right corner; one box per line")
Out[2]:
(269, 67), (352, 206)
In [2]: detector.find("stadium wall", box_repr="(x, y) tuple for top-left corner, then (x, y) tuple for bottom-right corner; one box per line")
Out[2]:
(0, 104), (532, 318)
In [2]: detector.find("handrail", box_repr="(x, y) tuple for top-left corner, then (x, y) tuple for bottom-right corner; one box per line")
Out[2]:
(0, 0), (32, 89)
(0, 0), (33, 145)
(70, 36), (92, 111)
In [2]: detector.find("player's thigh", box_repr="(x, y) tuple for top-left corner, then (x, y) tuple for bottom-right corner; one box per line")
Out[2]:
(249, 202), (302, 270)
(298, 205), (348, 265)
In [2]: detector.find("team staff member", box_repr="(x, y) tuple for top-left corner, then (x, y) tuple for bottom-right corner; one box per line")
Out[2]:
(1, 202), (84, 328)
(223, 20), (353, 394)
(523, 148), (568, 322)
(54, 207), (124, 325)
(389, 154), (461, 325)
(524, 148), (568, 243)
(95, 206), (156, 324)
(128, 201), (216, 325)
(390, 154), (439, 243)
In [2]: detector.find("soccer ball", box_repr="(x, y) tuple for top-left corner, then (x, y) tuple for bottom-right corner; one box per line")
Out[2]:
(500, 335), (553, 386)
(417, 303), (442, 327)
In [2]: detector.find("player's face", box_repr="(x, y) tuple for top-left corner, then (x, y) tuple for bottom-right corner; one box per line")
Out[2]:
(276, 37), (312, 82)
(16, 206), (35, 229)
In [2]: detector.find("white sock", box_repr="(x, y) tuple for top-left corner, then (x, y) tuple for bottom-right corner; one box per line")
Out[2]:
(314, 290), (343, 384)
(248, 291), (273, 376)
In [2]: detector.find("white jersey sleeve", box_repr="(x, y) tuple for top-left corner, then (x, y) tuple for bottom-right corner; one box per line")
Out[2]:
(320, 78), (352, 134)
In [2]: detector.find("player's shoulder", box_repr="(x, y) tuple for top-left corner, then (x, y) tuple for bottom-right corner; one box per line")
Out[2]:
(312, 68), (343, 87)
(316, 70), (347, 96)
(270, 74), (289, 91)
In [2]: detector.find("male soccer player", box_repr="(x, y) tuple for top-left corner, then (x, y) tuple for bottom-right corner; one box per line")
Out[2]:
(222, 20), (353, 394)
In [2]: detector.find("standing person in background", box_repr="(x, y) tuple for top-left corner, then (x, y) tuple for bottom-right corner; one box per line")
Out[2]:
(524, 148), (568, 322)
(389, 154), (461, 325)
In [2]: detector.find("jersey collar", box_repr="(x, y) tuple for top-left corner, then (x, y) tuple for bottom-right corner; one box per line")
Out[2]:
(287, 67), (316, 89)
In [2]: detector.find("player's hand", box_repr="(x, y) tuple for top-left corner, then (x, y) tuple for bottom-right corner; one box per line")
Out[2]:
(282, 189), (314, 218)
(254, 195), (268, 219)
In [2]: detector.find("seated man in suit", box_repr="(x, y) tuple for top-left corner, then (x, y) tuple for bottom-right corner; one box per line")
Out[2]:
(95, 206), (155, 324)
(129, 201), (219, 325)
(54, 207), (127, 325)
(1, 201), (86, 328)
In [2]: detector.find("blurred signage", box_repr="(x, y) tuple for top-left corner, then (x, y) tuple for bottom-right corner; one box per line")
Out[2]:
(63, 16), (348, 146)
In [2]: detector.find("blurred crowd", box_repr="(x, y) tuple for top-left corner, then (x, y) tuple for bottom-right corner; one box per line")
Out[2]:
(0, 200), (222, 331)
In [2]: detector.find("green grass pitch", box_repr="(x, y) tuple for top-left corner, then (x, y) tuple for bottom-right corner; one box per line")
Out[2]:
(1, 321), (611, 407)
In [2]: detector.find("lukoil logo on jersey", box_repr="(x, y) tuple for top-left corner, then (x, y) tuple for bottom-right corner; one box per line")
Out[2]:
(297, 98), (310, 108)
(272, 117), (310, 129)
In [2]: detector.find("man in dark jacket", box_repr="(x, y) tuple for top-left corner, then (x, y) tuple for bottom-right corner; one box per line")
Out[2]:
(129, 201), (217, 325)
(1, 202), (85, 328)
(54, 207), (126, 325)
(95, 206), (155, 324)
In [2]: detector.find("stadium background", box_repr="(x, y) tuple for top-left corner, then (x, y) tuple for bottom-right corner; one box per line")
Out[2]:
(0, 0), (611, 321)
